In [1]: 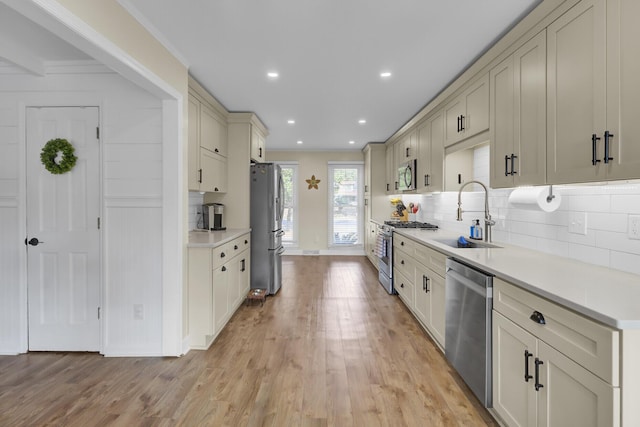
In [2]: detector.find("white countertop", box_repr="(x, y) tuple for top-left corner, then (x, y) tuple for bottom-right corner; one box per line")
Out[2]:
(394, 228), (640, 330)
(188, 228), (251, 248)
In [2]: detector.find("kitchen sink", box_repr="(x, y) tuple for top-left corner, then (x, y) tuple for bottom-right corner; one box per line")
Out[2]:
(434, 238), (502, 249)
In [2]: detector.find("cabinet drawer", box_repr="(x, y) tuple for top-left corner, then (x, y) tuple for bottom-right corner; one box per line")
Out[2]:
(394, 233), (415, 253)
(395, 269), (414, 308)
(212, 242), (232, 269)
(394, 248), (415, 280)
(493, 278), (619, 385)
(229, 234), (250, 257)
(414, 243), (447, 277)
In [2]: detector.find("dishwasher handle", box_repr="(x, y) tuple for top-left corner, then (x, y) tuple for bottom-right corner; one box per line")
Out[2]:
(446, 268), (492, 298)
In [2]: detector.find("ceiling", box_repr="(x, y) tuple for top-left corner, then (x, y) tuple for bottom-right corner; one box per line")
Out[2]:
(2, 1), (540, 151)
(121, 0), (539, 151)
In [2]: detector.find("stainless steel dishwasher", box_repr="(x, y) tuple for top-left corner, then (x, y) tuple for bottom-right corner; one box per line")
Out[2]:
(445, 258), (493, 408)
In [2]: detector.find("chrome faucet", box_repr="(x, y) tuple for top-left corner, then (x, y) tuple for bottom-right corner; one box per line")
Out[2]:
(456, 180), (495, 242)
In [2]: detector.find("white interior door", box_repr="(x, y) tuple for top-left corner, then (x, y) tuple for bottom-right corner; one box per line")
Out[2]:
(26, 107), (101, 351)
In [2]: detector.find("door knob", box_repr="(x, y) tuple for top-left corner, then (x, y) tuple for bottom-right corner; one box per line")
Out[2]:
(26, 238), (43, 246)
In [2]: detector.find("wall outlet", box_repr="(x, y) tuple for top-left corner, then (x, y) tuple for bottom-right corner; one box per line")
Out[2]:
(568, 212), (587, 235)
(133, 304), (144, 320)
(629, 215), (640, 240)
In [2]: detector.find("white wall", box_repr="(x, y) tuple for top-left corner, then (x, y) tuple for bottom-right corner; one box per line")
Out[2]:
(0, 62), (165, 355)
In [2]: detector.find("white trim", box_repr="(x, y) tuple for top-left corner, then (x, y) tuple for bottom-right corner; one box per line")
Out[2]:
(328, 161), (364, 165)
(284, 249), (366, 256)
(116, 0), (190, 68)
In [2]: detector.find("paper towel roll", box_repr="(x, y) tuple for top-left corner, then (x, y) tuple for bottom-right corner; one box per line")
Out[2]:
(508, 187), (561, 212)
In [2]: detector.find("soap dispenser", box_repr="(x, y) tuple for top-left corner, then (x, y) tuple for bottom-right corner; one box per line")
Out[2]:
(474, 219), (483, 240)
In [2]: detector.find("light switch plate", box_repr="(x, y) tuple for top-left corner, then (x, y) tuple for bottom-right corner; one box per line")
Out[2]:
(568, 212), (587, 235)
(629, 215), (640, 240)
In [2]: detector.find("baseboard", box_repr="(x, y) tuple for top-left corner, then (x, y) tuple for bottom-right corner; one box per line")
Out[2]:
(284, 248), (366, 256)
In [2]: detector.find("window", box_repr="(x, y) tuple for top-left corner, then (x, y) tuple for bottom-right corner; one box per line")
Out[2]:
(328, 163), (363, 246)
(276, 162), (298, 246)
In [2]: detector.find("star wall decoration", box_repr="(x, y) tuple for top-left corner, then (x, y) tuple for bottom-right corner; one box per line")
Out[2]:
(306, 175), (320, 190)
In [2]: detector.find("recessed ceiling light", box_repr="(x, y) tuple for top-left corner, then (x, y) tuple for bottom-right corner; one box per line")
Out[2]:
(267, 71), (279, 78)
(287, 120), (295, 124)
(297, 140), (303, 145)
(358, 119), (367, 124)
(349, 140), (355, 145)
(380, 71), (392, 78)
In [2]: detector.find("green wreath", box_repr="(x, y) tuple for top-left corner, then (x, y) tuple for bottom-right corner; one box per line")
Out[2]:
(40, 138), (77, 174)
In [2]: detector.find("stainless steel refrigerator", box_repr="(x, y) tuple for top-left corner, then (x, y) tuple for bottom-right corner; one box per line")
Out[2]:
(250, 163), (284, 295)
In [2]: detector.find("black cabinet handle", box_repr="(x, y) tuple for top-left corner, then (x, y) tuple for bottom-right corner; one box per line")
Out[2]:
(530, 310), (546, 324)
(400, 241), (404, 246)
(400, 259), (405, 265)
(405, 147), (409, 158)
(510, 154), (517, 176)
(215, 148), (219, 153)
(245, 239), (248, 244)
(504, 155), (510, 176)
(400, 282), (404, 288)
(221, 266), (227, 272)
(604, 130), (614, 163)
(460, 115), (465, 131)
(395, 181), (398, 191)
(214, 187), (219, 192)
(457, 115), (461, 132)
(524, 350), (533, 382)
(592, 134), (601, 165)
(386, 183), (390, 191)
(198, 168), (202, 183)
(234, 245), (238, 250)
(534, 358), (544, 391)
(365, 185), (368, 192)
(259, 147), (263, 158)
(424, 174), (430, 186)
(423, 275), (430, 293)
(220, 252), (226, 258)
(241, 259), (246, 272)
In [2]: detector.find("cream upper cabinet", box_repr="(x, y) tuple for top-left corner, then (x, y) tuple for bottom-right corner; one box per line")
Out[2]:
(547, 0), (606, 183)
(490, 31), (547, 188)
(200, 102), (227, 158)
(188, 90), (228, 193)
(548, 0), (640, 183)
(604, 0), (640, 180)
(444, 73), (489, 147)
(250, 127), (266, 162)
(417, 110), (444, 192)
(386, 143), (396, 193)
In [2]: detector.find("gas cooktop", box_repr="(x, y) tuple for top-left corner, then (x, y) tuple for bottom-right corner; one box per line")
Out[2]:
(384, 220), (439, 230)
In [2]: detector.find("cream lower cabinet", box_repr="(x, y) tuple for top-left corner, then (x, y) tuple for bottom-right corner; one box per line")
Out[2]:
(492, 278), (620, 427)
(393, 233), (446, 349)
(188, 233), (251, 350)
(366, 221), (378, 267)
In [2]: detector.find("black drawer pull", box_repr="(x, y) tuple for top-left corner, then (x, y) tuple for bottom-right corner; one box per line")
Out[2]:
(504, 155), (510, 176)
(510, 154), (517, 175)
(234, 245), (238, 250)
(530, 310), (546, 325)
(220, 252), (226, 258)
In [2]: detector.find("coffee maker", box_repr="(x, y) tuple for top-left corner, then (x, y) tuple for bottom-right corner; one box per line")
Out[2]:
(202, 203), (225, 230)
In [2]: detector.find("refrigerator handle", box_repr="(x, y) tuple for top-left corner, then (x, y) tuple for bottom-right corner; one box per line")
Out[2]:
(276, 246), (286, 255)
(276, 230), (285, 237)
(278, 172), (285, 222)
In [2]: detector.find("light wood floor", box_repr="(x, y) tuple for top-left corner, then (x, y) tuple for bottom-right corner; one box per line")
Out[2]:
(0, 256), (497, 426)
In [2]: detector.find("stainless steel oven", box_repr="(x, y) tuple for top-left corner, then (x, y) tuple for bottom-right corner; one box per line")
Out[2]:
(376, 224), (393, 294)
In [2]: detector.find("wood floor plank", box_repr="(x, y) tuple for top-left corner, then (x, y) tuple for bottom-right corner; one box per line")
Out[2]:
(0, 255), (497, 426)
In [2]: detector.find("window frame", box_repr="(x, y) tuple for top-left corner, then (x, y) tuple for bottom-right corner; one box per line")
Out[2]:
(327, 161), (364, 248)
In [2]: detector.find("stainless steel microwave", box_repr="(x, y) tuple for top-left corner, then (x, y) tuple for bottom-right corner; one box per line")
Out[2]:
(397, 159), (417, 191)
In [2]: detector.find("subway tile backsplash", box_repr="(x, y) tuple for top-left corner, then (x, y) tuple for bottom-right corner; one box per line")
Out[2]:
(404, 182), (640, 277)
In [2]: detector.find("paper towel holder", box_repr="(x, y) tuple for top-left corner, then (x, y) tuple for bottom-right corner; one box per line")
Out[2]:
(546, 185), (555, 203)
